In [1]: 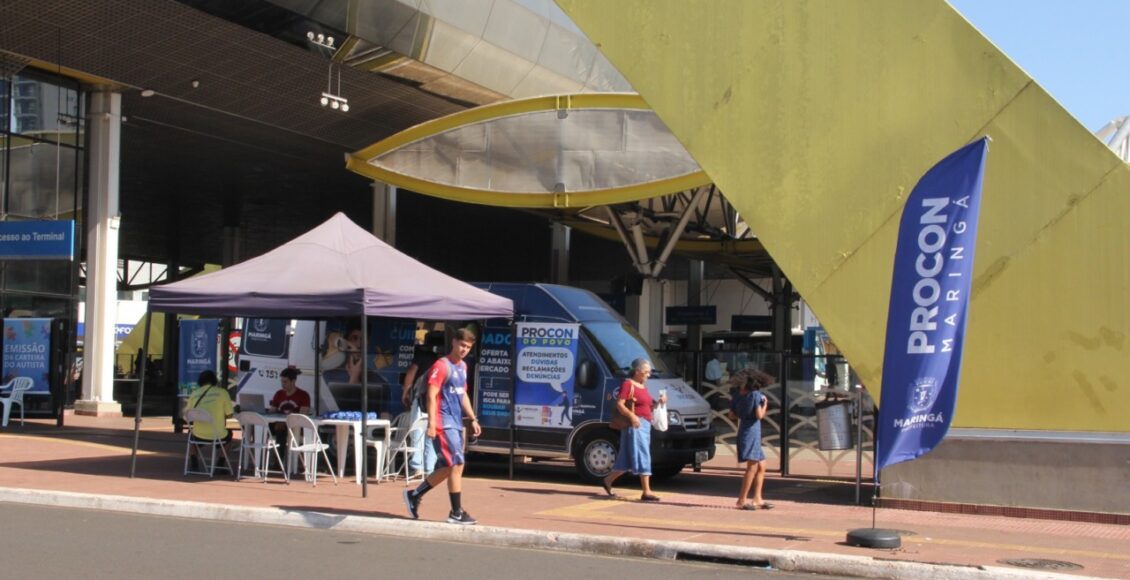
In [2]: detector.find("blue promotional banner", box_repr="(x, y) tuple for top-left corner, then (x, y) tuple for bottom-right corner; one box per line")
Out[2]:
(0, 220), (75, 260)
(476, 327), (514, 430)
(320, 319), (416, 384)
(875, 138), (988, 475)
(178, 319), (219, 396)
(514, 322), (580, 429)
(2, 318), (52, 394)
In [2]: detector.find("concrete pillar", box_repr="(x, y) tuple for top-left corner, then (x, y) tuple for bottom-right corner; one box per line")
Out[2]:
(221, 227), (240, 267)
(221, 182), (242, 267)
(549, 222), (570, 284)
(687, 259), (704, 352)
(626, 278), (664, 350)
(75, 90), (122, 417)
(371, 181), (396, 244)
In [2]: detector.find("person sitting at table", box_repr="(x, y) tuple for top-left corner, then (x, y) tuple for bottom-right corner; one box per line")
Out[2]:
(186, 370), (234, 472)
(268, 367), (310, 442)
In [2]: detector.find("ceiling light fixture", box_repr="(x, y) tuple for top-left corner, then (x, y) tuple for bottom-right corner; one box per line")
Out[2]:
(140, 89), (155, 97)
(306, 30), (336, 50)
(319, 63), (349, 113)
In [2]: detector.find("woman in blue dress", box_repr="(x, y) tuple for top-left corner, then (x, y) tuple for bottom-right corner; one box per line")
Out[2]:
(729, 369), (774, 510)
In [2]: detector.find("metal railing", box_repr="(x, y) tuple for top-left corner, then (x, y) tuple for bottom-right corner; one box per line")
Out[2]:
(657, 349), (875, 480)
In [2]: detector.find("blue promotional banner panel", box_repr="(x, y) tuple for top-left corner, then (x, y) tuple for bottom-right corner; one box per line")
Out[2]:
(178, 319), (220, 396)
(2, 318), (53, 394)
(476, 327), (514, 430)
(321, 319), (417, 384)
(514, 322), (580, 429)
(876, 138), (988, 474)
(0, 220), (75, 260)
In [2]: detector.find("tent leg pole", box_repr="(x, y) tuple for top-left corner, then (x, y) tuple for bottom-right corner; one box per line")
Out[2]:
(360, 313), (368, 498)
(509, 321), (516, 481)
(130, 310), (154, 478)
(314, 321), (322, 415)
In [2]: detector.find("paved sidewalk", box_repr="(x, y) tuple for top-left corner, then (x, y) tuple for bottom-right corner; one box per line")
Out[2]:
(1, 414), (1127, 579)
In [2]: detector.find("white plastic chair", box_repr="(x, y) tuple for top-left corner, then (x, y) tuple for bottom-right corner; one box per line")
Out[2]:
(183, 408), (233, 478)
(0, 377), (35, 428)
(383, 412), (430, 485)
(286, 414), (337, 486)
(235, 411), (288, 483)
(364, 422), (390, 482)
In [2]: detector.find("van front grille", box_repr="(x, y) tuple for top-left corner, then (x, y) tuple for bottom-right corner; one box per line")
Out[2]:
(682, 414), (710, 431)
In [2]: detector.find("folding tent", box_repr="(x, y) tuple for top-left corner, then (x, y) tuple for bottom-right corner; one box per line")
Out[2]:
(128, 212), (513, 496)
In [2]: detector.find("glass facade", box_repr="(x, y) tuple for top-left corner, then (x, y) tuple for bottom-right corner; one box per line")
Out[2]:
(1, 69), (85, 407)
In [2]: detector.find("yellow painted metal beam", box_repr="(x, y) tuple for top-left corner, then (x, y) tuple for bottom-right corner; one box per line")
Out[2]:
(557, 0), (1129, 431)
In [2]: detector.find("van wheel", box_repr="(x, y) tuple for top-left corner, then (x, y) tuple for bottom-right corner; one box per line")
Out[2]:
(574, 431), (619, 483)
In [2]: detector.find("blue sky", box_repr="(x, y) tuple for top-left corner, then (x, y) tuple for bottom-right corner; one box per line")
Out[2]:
(948, 0), (1130, 131)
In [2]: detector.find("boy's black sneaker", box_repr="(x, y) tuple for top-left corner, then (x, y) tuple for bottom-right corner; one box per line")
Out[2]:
(403, 489), (420, 520)
(446, 510), (477, 525)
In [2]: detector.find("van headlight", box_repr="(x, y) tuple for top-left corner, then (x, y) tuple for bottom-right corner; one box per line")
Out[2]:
(667, 410), (682, 426)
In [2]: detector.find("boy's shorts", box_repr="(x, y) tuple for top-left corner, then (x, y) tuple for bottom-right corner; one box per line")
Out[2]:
(431, 427), (465, 468)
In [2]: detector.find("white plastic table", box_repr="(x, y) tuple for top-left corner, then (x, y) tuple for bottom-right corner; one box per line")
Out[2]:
(315, 417), (391, 484)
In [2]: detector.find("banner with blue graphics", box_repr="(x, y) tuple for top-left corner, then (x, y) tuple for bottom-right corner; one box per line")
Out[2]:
(178, 319), (220, 396)
(876, 138), (988, 475)
(2, 318), (53, 394)
(514, 322), (580, 429)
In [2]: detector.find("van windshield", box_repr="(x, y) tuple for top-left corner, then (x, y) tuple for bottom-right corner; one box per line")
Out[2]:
(583, 322), (670, 376)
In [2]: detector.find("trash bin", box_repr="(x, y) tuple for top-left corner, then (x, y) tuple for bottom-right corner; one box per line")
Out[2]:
(816, 396), (853, 451)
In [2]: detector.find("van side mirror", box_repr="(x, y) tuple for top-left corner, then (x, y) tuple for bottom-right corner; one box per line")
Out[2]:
(576, 360), (597, 389)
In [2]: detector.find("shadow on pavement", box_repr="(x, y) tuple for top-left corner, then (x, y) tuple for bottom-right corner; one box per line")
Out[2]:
(275, 505), (402, 521)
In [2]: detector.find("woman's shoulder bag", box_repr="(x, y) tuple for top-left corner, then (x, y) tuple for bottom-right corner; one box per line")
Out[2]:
(608, 381), (638, 430)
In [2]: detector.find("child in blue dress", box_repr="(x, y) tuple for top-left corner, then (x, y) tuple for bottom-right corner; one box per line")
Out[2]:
(729, 369), (774, 510)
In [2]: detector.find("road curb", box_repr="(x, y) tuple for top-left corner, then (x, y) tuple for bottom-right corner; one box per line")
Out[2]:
(0, 487), (1101, 580)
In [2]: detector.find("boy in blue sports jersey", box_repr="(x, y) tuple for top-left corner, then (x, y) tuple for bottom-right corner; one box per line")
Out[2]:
(403, 328), (482, 525)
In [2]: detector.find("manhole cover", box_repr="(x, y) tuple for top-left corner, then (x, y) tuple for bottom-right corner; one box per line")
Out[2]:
(998, 558), (1083, 571)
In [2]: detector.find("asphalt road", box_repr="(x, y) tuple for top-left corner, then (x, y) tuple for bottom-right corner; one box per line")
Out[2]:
(1, 503), (849, 580)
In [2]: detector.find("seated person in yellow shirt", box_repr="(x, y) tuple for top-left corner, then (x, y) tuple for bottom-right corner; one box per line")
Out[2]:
(186, 370), (234, 471)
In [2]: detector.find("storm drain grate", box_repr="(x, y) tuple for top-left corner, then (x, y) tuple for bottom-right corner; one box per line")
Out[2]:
(675, 552), (772, 569)
(998, 558), (1083, 571)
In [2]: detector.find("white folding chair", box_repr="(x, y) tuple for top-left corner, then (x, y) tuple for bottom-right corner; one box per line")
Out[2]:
(235, 412), (288, 483)
(383, 412), (430, 485)
(183, 408), (233, 478)
(286, 414), (337, 486)
(364, 422), (390, 483)
(0, 377), (35, 428)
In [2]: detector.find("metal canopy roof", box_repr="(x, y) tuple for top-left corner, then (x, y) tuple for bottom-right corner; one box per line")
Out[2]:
(0, 0), (774, 279)
(346, 93), (711, 208)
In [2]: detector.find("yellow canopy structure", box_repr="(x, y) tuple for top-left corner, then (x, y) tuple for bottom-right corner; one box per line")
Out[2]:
(347, 93), (710, 208)
(557, 0), (1129, 432)
(116, 312), (166, 361)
